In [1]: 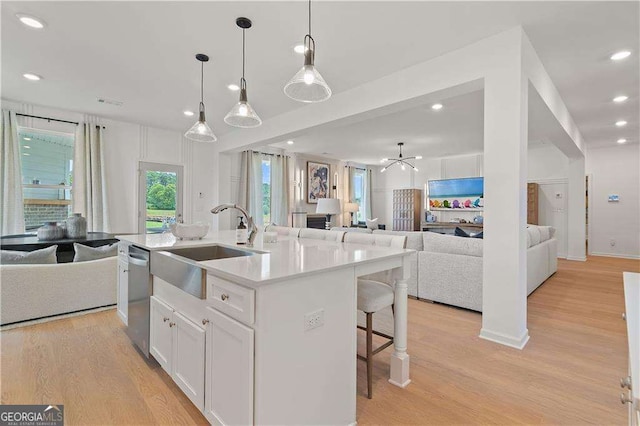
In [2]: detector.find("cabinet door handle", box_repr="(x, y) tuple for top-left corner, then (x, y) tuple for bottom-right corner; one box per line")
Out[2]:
(163, 317), (170, 322)
(202, 319), (210, 325)
(169, 322), (175, 328)
(621, 393), (633, 404)
(622, 312), (626, 321)
(221, 294), (229, 301)
(123, 269), (128, 273)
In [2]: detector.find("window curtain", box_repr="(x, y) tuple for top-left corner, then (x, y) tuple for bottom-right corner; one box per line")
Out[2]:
(73, 123), (109, 232)
(239, 150), (263, 226)
(0, 110), (25, 235)
(364, 168), (373, 220)
(270, 154), (290, 226)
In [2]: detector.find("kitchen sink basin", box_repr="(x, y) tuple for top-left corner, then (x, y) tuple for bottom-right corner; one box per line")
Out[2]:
(163, 245), (255, 262)
(150, 245), (255, 299)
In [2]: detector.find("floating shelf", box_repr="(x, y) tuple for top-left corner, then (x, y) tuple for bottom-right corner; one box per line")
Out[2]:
(430, 207), (483, 212)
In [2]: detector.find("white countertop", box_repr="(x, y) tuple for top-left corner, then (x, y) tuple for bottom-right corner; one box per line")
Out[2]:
(623, 272), (640, 403)
(117, 231), (413, 286)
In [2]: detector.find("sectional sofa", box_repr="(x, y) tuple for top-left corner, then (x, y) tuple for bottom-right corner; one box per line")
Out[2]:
(332, 225), (557, 312)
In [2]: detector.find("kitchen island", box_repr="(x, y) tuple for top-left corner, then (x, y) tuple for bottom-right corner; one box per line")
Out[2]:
(117, 230), (413, 426)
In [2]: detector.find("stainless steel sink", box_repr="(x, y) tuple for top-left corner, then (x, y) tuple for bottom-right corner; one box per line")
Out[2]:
(150, 245), (254, 299)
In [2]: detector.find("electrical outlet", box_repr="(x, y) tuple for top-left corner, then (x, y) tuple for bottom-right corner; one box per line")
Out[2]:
(304, 309), (324, 331)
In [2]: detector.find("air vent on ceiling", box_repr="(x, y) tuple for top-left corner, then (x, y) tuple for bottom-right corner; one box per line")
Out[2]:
(97, 98), (123, 106)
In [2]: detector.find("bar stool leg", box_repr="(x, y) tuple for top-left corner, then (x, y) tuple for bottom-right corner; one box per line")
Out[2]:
(366, 312), (373, 399)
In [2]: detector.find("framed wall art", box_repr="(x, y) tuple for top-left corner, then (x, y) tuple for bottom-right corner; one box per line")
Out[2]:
(307, 161), (330, 204)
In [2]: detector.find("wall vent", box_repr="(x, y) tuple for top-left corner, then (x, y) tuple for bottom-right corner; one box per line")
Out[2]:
(97, 98), (123, 106)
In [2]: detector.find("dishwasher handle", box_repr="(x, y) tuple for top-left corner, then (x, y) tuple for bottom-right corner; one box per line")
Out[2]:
(128, 255), (149, 267)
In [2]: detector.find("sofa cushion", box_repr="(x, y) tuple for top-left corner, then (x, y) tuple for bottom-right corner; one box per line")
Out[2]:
(372, 230), (423, 251)
(527, 227), (541, 247)
(423, 231), (483, 257)
(73, 243), (117, 262)
(454, 227), (470, 237)
(331, 227), (372, 234)
(1, 245), (58, 264)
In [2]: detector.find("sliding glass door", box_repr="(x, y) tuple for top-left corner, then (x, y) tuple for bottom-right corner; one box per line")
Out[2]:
(138, 162), (183, 234)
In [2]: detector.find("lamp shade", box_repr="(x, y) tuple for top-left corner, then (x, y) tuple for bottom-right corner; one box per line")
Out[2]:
(316, 198), (341, 215)
(345, 202), (359, 213)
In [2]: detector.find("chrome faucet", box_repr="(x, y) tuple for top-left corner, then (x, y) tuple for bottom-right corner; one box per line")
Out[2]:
(211, 204), (258, 247)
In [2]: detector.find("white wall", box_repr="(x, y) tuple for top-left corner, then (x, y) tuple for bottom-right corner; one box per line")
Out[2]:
(586, 143), (640, 258)
(2, 99), (215, 234)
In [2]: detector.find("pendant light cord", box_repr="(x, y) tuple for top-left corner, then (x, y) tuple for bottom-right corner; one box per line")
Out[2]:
(308, 0), (311, 35)
(200, 60), (204, 104)
(242, 28), (246, 80)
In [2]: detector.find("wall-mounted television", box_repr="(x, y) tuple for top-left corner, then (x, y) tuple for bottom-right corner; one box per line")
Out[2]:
(428, 177), (483, 209)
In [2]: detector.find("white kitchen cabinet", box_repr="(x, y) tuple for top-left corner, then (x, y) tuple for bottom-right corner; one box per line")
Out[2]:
(116, 242), (130, 325)
(117, 259), (128, 325)
(204, 306), (254, 426)
(173, 311), (205, 411)
(150, 296), (206, 411)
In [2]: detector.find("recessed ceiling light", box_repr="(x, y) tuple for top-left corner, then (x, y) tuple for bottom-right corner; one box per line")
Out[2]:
(610, 50), (631, 61)
(183, 110), (194, 116)
(380, 158), (389, 163)
(613, 95), (629, 103)
(227, 84), (240, 91)
(431, 103), (443, 110)
(16, 14), (45, 29)
(415, 156), (423, 160)
(23, 137), (31, 141)
(616, 120), (628, 127)
(617, 138), (627, 144)
(23, 145), (31, 149)
(293, 44), (308, 54)
(287, 140), (294, 145)
(23, 73), (41, 81)
(22, 153), (30, 156)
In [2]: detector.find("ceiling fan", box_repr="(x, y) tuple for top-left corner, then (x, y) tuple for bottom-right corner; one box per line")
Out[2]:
(380, 143), (422, 172)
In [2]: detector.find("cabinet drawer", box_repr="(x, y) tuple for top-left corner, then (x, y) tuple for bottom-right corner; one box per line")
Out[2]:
(207, 275), (255, 325)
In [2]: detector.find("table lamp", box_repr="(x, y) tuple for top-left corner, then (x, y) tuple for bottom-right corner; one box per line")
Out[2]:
(316, 198), (341, 230)
(344, 202), (360, 226)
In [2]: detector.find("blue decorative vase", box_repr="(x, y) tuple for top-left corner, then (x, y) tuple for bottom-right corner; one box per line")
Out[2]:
(66, 213), (87, 238)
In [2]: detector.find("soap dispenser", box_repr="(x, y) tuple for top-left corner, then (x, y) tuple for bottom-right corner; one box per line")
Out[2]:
(236, 216), (248, 245)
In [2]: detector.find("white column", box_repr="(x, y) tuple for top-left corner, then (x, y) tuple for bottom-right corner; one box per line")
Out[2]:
(567, 156), (586, 261)
(390, 256), (411, 387)
(480, 56), (530, 349)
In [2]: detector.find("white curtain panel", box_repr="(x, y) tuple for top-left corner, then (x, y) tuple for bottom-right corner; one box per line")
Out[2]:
(364, 168), (373, 220)
(270, 154), (290, 226)
(73, 123), (109, 232)
(0, 110), (25, 235)
(239, 150), (264, 226)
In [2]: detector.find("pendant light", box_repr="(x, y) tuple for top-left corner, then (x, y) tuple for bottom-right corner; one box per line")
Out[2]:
(225, 17), (262, 128)
(380, 143), (422, 172)
(185, 54), (217, 142)
(284, 0), (332, 103)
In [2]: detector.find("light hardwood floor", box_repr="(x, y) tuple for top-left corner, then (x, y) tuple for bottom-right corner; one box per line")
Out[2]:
(2, 256), (638, 425)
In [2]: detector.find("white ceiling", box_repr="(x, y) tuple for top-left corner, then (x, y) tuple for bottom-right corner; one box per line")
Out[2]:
(2, 1), (638, 157)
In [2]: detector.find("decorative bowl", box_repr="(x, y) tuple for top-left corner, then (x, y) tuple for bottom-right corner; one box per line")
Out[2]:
(169, 222), (210, 240)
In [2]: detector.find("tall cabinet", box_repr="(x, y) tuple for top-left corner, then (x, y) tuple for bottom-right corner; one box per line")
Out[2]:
(392, 189), (422, 231)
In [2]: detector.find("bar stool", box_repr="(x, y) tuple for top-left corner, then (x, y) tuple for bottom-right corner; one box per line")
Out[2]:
(343, 233), (406, 398)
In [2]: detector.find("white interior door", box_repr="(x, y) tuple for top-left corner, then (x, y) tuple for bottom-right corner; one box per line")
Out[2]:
(138, 161), (183, 234)
(538, 182), (568, 258)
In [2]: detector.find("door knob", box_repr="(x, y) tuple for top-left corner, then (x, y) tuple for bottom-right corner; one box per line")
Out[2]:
(622, 312), (626, 321)
(202, 319), (210, 325)
(169, 322), (176, 328)
(221, 294), (229, 301)
(621, 376), (632, 389)
(163, 317), (170, 322)
(620, 393), (633, 404)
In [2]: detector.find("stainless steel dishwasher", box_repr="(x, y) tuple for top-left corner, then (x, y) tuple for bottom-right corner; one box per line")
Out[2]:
(127, 245), (152, 357)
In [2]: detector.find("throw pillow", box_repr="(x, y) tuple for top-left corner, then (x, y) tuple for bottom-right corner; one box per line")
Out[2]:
(73, 243), (118, 262)
(365, 218), (378, 230)
(472, 231), (484, 239)
(0, 245), (58, 264)
(454, 227), (470, 237)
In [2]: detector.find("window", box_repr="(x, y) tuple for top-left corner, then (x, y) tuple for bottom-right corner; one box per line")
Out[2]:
(18, 128), (74, 230)
(352, 168), (367, 223)
(261, 158), (271, 225)
(138, 162), (183, 234)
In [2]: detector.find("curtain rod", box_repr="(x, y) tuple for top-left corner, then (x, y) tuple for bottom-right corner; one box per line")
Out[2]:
(344, 165), (367, 171)
(16, 113), (106, 129)
(251, 150), (288, 157)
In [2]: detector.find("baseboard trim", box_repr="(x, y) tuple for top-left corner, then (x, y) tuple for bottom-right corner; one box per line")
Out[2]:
(479, 328), (530, 350)
(590, 252), (640, 260)
(566, 255), (587, 261)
